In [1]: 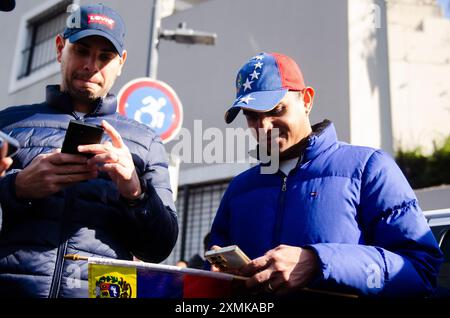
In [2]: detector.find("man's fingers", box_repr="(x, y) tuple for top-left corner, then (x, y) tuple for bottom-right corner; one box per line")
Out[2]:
(0, 143), (7, 157)
(77, 144), (111, 155)
(37, 148), (59, 160)
(101, 120), (125, 148)
(53, 170), (98, 185)
(240, 254), (271, 276)
(98, 163), (129, 178)
(211, 265), (221, 272)
(268, 275), (287, 295)
(0, 158), (13, 176)
(0, 157), (13, 167)
(46, 152), (88, 165)
(87, 152), (120, 166)
(53, 163), (97, 175)
(245, 268), (271, 290)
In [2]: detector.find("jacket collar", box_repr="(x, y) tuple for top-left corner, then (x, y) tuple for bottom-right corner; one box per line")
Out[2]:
(46, 85), (117, 116)
(303, 119), (336, 162)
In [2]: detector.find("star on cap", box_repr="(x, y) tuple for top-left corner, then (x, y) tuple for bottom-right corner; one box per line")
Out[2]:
(249, 70), (260, 80)
(251, 54), (264, 61)
(239, 95), (255, 104)
(254, 61), (263, 69)
(242, 78), (253, 92)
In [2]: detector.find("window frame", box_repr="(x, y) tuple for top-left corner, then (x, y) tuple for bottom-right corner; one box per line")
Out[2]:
(8, 0), (79, 94)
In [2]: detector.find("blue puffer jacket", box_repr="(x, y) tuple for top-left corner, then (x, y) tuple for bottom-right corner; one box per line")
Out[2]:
(0, 85), (178, 298)
(210, 120), (443, 296)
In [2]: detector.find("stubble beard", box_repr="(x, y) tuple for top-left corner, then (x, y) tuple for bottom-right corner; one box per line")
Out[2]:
(62, 78), (106, 106)
(71, 87), (98, 104)
(60, 64), (106, 105)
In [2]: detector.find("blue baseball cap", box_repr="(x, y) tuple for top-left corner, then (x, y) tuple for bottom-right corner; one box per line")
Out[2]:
(225, 52), (306, 124)
(63, 4), (125, 57)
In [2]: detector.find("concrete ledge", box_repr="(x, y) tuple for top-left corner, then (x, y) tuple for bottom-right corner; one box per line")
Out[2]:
(415, 184), (450, 210)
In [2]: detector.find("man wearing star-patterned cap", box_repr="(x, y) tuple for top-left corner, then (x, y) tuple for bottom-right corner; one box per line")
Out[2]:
(209, 52), (442, 297)
(225, 52), (314, 161)
(225, 53), (306, 124)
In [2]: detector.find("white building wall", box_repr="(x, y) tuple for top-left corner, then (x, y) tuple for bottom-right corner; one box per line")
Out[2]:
(348, 0), (393, 154)
(1, 0), (449, 189)
(388, 0), (450, 154)
(158, 0), (353, 183)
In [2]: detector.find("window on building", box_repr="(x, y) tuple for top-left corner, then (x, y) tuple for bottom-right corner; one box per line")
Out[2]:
(164, 180), (230, 266)
(18, 0), (71, 79)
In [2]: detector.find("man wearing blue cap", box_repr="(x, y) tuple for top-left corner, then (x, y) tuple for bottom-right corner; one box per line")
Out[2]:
(209, 52), (443, 297)
(0, 4), (178, 297)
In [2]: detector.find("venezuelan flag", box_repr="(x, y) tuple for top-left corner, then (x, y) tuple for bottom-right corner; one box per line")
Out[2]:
(84, 256), (246, 298)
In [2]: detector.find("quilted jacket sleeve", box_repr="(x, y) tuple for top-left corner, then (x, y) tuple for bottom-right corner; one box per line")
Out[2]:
(119, 135), (178, 263)
(0, 170), (33, 232)
(307, 150), (443, 296)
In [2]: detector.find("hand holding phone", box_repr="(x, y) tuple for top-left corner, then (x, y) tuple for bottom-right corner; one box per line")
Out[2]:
(61, 120), (104, 158)
(0, 131), (16, 176)
(205, 245), (251, 271)
(0, 131), (20, 158)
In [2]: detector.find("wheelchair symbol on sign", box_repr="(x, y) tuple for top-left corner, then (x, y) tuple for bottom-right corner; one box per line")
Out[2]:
(133, 96), (167, 129)
(118, 78), (183, 144)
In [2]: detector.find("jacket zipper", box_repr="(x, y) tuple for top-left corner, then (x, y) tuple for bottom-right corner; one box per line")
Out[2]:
(72, 112), (81, 120)
(49, 111), (93, 297)
(273, 175), (288, 247)
(49, 112), (88, 297)
(272, 153), (305, 247)
(48, 188), (73, 298)
(72, 112), (87, 121)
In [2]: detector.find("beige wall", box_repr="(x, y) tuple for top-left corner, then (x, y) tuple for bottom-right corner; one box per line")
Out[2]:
(1, 0), (449, 179)
(348, 0), (393, 153)
(158, 0), (352, 176)
(388, 0), (450, 154)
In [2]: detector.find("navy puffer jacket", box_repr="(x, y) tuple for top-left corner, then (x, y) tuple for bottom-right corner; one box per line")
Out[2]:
(0, 85), (178, 298)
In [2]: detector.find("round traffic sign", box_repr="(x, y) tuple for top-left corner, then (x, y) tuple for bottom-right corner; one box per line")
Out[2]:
(117, 77), (183, 143)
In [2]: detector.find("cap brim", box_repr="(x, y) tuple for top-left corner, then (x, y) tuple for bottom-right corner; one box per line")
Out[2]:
(67, 29), (123, 57)
(224, 89), (288, 124)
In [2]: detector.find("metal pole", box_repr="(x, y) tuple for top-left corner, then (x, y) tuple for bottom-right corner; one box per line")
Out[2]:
(180, 184), (190, 261)
(146, 0), (161, 78)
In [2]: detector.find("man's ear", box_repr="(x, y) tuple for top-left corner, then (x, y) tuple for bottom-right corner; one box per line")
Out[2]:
(55, 34), (65, 63)
(302, 87), (315, 114)
(117, 50), (127, 76)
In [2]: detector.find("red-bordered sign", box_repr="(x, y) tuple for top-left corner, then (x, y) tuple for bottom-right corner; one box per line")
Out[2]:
(117, 78), (183, 143)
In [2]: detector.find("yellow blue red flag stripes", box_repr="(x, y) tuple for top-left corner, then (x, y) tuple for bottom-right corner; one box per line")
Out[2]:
(89, 264), (136, 298)
(86, 257), (246, 298)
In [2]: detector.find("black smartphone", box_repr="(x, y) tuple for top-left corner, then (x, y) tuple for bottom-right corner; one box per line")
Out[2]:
(61, 120), (104, 158)
(0, 130), (20, 158)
